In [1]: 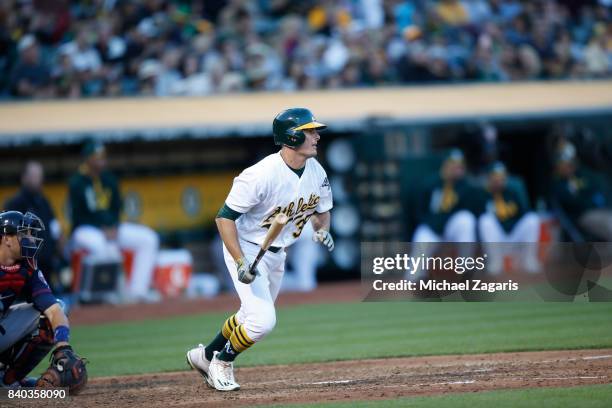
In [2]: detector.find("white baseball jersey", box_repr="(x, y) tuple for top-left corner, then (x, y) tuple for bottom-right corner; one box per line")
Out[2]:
(225, 152), (333, 248)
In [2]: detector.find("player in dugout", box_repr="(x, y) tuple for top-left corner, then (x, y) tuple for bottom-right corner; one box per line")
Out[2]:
(0, 210), (87, 392)
(477, 161), (541, 274)
(412, 149), (478, 244)
(553, 142), (612, 241)
(68, 140), (160, 302)
(4, 161), (64, 294)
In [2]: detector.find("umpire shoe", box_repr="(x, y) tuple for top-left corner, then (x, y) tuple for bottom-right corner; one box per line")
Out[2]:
(208, 351), (240, 391)
(186, 344), (213, 388)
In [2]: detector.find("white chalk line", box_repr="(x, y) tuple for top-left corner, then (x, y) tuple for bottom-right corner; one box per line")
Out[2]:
(310, 380), (355, 385)
(419, 380), (476, 386)
(532, 376), (607, 381)
(287, 354), (612, 388)
(539, 354), (612, 363)
(306, 374), (606, 389)
(582, 355), (612, 360)
(307, 379), (478, 387)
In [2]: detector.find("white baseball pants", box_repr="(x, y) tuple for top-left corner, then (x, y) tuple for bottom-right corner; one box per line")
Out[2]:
(72, 223), (159, 297)
(222, 239), (286, 342)
(412, 210), (477, 243)
(478, 212), (540, 274)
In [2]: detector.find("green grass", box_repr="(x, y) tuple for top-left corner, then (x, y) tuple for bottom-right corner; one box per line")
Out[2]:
(48, 302), (612, 378)
(268, 384), (612, 408)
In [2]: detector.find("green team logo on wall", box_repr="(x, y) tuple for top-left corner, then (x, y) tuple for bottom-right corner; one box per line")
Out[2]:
(182, 187), (202, 218)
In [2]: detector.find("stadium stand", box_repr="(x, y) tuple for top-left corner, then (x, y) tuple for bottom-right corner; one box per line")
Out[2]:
(1, 0), (610, 99)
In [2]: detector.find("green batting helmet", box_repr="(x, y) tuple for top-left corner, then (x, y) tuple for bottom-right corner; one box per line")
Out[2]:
(272, 108), (327, 147)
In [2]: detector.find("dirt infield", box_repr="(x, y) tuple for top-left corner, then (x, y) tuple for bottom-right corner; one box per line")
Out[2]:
(69, 281), (362, 326)
(13, 348), (611, 407)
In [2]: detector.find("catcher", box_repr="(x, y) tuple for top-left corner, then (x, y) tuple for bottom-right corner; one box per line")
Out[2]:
(0, 210), (87, 393)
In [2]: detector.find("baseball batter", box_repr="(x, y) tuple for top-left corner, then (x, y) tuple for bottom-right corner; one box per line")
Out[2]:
(187, 108), (334, 391)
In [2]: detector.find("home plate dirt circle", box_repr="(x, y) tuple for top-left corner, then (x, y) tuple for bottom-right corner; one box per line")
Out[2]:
(11, 348), (610, 408)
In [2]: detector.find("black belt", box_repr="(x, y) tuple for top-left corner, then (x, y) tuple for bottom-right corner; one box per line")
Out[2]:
(245, 240), (282, 253)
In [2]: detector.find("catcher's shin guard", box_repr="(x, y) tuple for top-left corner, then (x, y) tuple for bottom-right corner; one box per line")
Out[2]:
(1, 317), (54, 385)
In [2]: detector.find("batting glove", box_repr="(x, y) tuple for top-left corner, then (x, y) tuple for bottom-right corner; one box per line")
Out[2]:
(236, 257), (258, 284)
(313, 229), (334, 252)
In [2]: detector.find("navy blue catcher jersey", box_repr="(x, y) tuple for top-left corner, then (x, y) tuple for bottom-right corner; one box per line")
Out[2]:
(0, 263), (56, 315)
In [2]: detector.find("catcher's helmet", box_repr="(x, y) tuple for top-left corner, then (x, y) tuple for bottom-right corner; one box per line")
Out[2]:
(0, 210), (45, 269)
(273, 108), (327, 147)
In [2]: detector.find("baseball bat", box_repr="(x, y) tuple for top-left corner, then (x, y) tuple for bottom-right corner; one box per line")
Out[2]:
(249, 213), (289, 273)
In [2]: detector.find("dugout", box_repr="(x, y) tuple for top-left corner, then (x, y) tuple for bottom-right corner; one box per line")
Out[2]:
(0, 80), (611, 280)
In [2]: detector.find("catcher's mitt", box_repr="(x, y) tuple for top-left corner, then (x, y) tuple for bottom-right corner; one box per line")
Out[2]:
(36, 345), (88, 394)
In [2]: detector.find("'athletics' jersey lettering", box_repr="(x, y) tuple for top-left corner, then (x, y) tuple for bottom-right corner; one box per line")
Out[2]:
(263, 193), (321, 238)
(225, 152), (333, 248)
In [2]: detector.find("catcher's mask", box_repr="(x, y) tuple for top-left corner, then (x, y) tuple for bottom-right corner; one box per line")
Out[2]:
(0, 210), (45, 269)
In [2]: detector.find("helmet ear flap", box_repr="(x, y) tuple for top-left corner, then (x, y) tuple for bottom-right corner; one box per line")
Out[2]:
(285, 129), (305, 147)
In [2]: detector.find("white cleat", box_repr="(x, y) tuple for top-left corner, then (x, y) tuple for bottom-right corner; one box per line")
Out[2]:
(208, 351), (240, 391)
(186, 344), (213, 388)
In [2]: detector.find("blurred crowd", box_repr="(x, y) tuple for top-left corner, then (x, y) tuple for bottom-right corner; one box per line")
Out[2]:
(1, 0), (611, 99)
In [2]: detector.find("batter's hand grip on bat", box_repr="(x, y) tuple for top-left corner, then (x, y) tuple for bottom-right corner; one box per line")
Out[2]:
(249, 213), (289, 274)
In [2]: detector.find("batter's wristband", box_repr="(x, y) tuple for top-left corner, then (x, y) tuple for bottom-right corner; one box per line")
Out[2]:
(54, 325), (70, 343)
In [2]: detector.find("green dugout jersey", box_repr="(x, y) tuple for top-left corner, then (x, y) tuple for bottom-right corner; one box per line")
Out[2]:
(68, 168), (121, 230)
